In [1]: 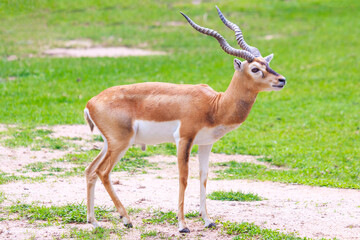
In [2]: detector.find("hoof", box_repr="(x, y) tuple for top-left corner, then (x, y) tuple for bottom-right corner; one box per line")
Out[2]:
(179, 227), (190, 233)
(124, 223), (133, 228)
(206, 222), (216, 229)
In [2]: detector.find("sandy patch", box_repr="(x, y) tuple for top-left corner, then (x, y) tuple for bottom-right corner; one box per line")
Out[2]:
(6, 55), (18, 61)
(0, 146), (71, 173)
(49, 124), (96, 141)
(263, 34), (282, 40)
(0, 77), (17, 83)
(41, 39), (166, 58)
(0, 124), (17, 132)
(0, 124), (8, 132)
(0, 221), (66, 240)
(43, 47), (166, 58)
(2, 154), (360, 239)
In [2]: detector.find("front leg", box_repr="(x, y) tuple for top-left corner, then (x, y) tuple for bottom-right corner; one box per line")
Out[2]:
(177, 138), (193, 233)
(198, 144), (216, 228)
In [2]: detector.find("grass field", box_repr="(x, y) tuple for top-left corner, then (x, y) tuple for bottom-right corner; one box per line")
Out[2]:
(0, 0), (359, 192)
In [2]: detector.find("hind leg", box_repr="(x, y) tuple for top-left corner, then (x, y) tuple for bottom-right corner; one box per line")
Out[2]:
(96, 142), (133, 227)
(85, 139), (108, 227)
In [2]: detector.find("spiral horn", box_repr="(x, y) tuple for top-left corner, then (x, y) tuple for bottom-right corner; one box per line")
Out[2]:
(216, 6), (261, 58)
(181, 12), (255, 62)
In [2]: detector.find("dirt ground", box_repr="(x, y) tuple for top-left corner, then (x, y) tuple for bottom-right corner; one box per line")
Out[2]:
(1, 125), (360, 239)
(42, 39), (166, 58)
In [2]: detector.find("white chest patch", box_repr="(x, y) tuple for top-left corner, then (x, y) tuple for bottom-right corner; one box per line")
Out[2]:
(133, 120), (180, 145)
(193, 124), (240, 145)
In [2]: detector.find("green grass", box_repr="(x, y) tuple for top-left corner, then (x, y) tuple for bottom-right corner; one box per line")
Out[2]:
(0, 192), (6, 204)
(0, 0), (359, 189)
(208, 190), (263, 202)
(222, 221), (309, 240)
(65, 228), (112, 240)
(185, 210), (200, 219)
(23, 161), (52, 172)
(140, 230), (157, 239)
(62, 227), (127, 240)
(7, 203), (115, 224)
(49, 166), (64, 172)
(214, 161), (360, 188)
(113, 158), (154, 173)
(0, 127), (71, 150)
(0, 171), (26, 184)
(142, 209), (200, 226)
(57, 149), (101, 165)
(0, 171), (46, 185)
(143, 210), (178, 225)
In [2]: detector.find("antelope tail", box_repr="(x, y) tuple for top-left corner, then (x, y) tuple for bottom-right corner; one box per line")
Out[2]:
(84, 108), (94, 132)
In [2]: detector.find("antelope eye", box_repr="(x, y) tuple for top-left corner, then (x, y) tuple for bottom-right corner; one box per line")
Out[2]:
(251, 68), (259, 73)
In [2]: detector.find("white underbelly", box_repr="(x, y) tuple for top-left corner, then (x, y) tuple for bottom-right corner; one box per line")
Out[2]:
(133, 120), (239, 146)
(133, 120), (180, 145)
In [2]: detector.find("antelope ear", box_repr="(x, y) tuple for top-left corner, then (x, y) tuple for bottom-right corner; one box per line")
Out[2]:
(264, 53), (274, 63)
(234, 58), (243, 71)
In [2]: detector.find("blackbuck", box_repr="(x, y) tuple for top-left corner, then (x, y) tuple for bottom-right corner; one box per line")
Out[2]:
(84, 6), (286, 233)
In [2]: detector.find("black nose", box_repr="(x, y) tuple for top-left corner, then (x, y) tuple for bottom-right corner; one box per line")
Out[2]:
(278, 78), (286, 84)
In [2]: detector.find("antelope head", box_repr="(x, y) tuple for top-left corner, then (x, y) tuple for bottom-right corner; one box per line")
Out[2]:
(181, 6), (286, 92)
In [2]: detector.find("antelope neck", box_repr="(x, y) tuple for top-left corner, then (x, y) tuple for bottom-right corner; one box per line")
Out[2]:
(217, 71), (258, 125)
